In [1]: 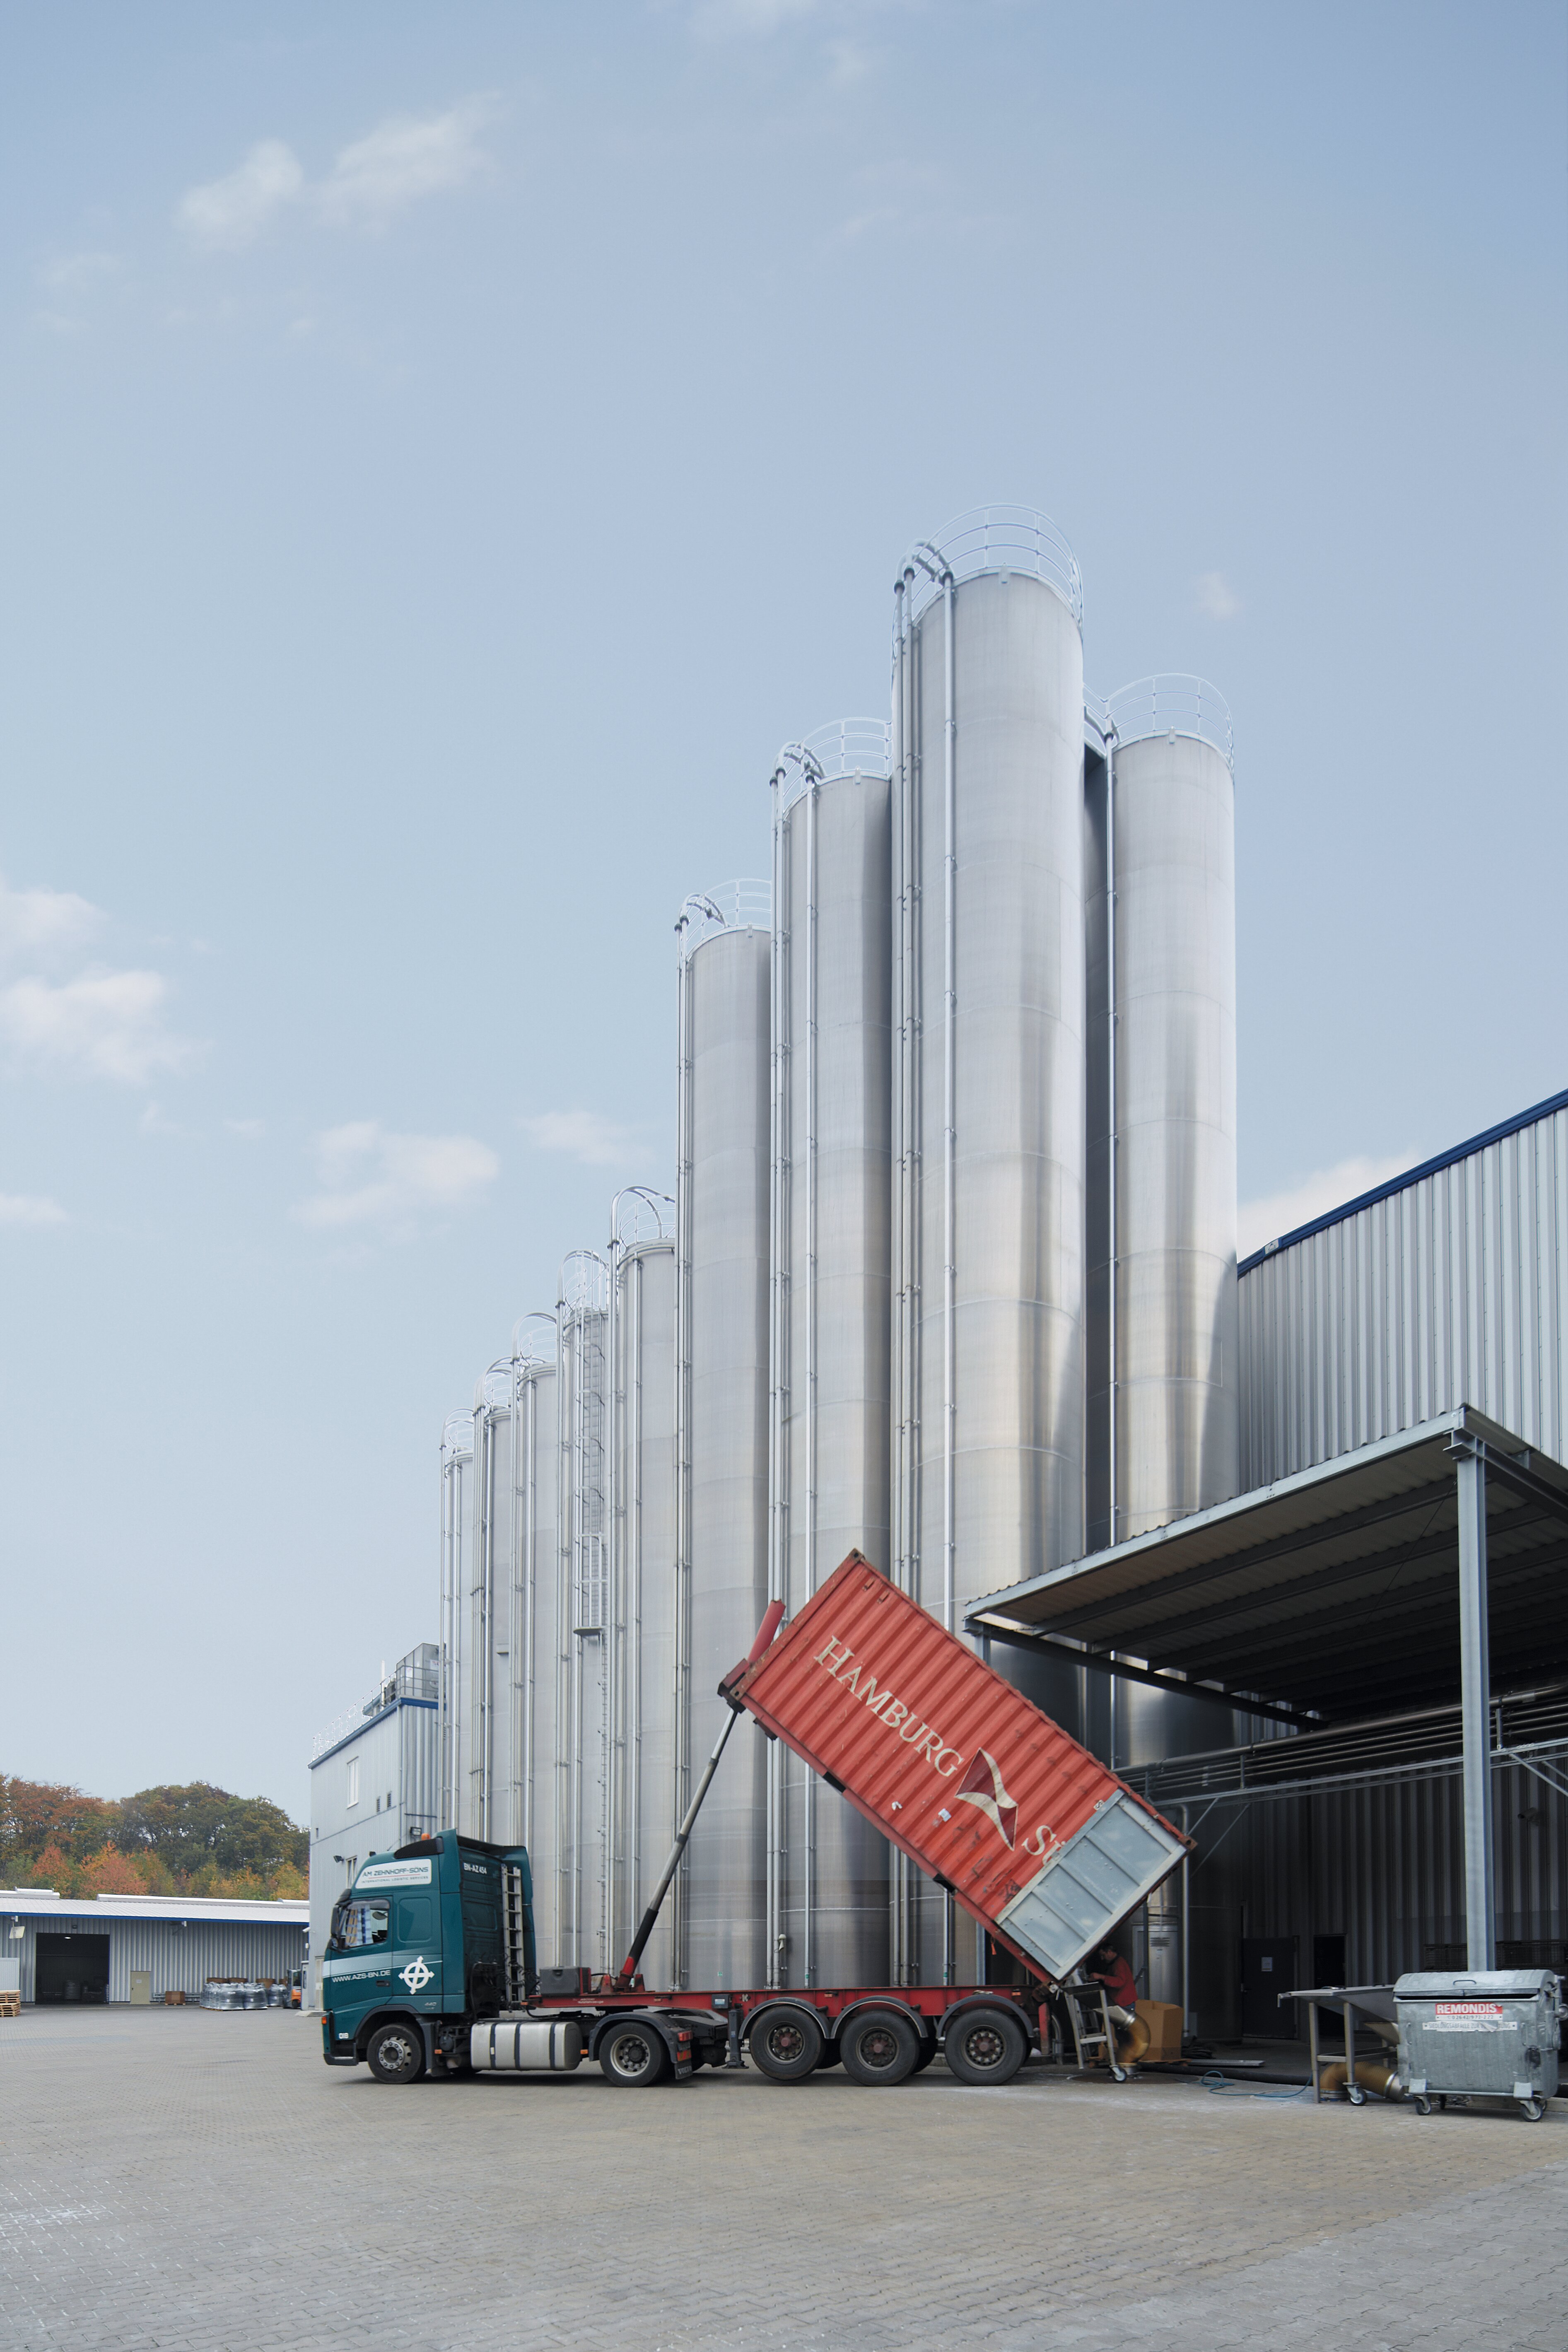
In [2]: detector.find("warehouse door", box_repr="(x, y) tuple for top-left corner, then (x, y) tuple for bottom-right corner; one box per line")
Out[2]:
(36, 1933), (111, 2004)
(1239, 1936), (1298, 2039)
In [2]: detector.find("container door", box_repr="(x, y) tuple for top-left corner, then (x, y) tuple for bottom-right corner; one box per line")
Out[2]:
(1240, 1936), (1298, 2039)
(995, 1793), (1188, 1981)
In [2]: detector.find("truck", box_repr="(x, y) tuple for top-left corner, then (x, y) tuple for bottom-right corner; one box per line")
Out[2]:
(321, 1552), (1189, 2090)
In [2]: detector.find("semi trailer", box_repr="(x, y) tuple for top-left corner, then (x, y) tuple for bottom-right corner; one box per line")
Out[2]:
(321, 1552), (1189, 2090)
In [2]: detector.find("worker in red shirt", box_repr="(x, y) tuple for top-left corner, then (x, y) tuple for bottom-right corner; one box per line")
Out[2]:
(1090, 1939), (1139, 2026)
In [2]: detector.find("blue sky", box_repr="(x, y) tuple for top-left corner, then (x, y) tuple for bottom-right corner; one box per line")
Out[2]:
(2, 1), (1564, 1818)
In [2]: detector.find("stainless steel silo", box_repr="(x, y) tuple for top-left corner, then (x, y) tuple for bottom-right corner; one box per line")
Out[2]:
(892, 508), (1087, 1985)
(438, 1412), (473, 1834)
(1093, 676), (1239, 1544)
(675, 883), (772, 1991)
(557, 1251), (611, 1971)
(608, 1196), (678, 1990)
(770, 723), (892, 1988)
(511, 1322), (562, 1963)
(469, 1365), (516, 1842)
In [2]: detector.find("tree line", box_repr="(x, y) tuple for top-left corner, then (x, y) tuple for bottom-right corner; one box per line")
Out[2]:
(0, 1776), (309, 1902)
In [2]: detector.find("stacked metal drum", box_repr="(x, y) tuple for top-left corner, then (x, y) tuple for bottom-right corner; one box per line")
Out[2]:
(440, 505), (1242, 1989)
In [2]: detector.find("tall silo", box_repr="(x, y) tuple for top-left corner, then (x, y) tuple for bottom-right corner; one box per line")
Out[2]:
(1089, 675), (1239, 1546)
(438, 1411), (473, 1833)
(608, 1192), (678, 1989)
(770, 723), (892, 1988)
(511, 1320), (562, 1960)
(468, 1365), (517, 1842)
(891, 507), (1088, 1986)
(675, 882), (772, 1991)
(557, 1250), (611, 1971)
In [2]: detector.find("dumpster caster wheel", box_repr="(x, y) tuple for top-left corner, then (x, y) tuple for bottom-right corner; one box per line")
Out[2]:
(1413, 2096), (1433, 2116)
(1520, 2099), (1545, 2122)
(1347, 2084), (1366, 2106)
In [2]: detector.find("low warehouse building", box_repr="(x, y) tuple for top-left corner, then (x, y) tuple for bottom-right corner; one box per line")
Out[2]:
(1, 1890), (307, 2006)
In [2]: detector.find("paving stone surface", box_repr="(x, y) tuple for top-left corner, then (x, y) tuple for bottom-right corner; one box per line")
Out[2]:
(1, 2008), (1564, 2350)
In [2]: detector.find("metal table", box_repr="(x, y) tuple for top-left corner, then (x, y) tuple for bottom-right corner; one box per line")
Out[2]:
(1284, 1982), (1398, 2104)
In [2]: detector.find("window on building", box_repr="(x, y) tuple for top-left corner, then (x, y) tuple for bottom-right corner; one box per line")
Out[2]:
(347, 1758), (359, 1808)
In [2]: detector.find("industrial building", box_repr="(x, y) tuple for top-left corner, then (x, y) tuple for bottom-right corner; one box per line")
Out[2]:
(1, 1888), (306, 2005)
(307, 1641), (440, 1998)
(434, 503), (1566, 2030)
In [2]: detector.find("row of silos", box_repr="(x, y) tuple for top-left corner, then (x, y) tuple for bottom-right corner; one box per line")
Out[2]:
(439, 1205), (681, 1990)
(443, 502), (1244, 1990)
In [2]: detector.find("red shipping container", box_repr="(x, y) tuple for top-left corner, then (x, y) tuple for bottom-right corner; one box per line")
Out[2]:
(725, 1551), (1190, 1983)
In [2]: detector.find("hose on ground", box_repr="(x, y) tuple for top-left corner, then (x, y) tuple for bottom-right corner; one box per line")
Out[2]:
(1199, 2070), (1310, 2099)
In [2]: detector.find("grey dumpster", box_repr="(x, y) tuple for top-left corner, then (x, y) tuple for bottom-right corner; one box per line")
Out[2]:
(1394, 1969), (1562, 2121)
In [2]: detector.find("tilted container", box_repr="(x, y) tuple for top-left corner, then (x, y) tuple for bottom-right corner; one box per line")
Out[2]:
(726, 1551), (1189, 1982)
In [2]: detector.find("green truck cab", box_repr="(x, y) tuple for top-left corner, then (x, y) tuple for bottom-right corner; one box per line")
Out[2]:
(320, 1832), (702, 2086)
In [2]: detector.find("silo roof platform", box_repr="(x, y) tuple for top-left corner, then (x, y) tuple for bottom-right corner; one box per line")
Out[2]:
(968, 1405), (1568, 1726)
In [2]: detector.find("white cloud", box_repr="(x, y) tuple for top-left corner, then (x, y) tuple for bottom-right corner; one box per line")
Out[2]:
(226, 1117), (266, 1140)
(0, 1192), (67, 1228)
(1194, 570), (1241, 621)
(177, 139), (305, 250)
(0, 872), (102, 968)
(316, 101), (494, 229)
(0, 969), (193, 1086)
(522, 1110), (640, 1168)
(1239, 1154), (1412, 1259)
(296, 1121), (499, 1234)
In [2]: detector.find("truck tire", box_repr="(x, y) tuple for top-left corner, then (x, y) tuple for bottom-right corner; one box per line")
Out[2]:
(367, 2022), (426, 2084)
(599, 2022), (671, 2087)
(749, 2007), (825, 2083)
(840, 2007), (920, 2087)
(943, 2006), (1028, 2087)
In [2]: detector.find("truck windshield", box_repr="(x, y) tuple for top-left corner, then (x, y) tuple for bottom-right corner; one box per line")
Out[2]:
(331, 1898), (390, 1951)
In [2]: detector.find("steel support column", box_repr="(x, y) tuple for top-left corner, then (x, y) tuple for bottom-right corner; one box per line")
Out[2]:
(1454, 1444), (1496, 1969)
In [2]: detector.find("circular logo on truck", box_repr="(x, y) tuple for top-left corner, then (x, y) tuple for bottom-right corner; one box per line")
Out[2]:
(399, 1956), (433, 1993)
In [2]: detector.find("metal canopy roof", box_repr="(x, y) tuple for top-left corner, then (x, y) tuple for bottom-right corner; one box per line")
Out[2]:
(968, 1408), (1568, 1723)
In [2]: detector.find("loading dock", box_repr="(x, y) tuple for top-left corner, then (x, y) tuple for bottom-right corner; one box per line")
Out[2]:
(34, 1932), (111, 2005)
(970, 1406), (1568, 2026)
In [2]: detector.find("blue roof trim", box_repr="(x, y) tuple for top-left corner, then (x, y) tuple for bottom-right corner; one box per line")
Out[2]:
(308, 1694), (437, 1771)
(1238, 1083), (1568, 1276)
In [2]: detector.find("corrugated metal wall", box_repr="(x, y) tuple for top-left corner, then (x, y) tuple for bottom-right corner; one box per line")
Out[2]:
(7, 1913), (306, 2004)
(1172, 1758), (1568, 2036)
(1238, 1099), (1568, 1487)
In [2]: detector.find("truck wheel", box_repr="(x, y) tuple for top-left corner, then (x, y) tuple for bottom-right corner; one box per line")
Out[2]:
(367, 2023), (426, 2084)
(599, 2023), (671, 2087)
(943, 2007), (1028, 2087)
(750, 2009), (825, 2083)
(910, 2036), (938, 2075)
(840, 2007), (920, 2087)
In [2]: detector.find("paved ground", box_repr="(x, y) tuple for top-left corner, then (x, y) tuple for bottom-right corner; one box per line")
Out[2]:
(2, 2007), (1565, 2351)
